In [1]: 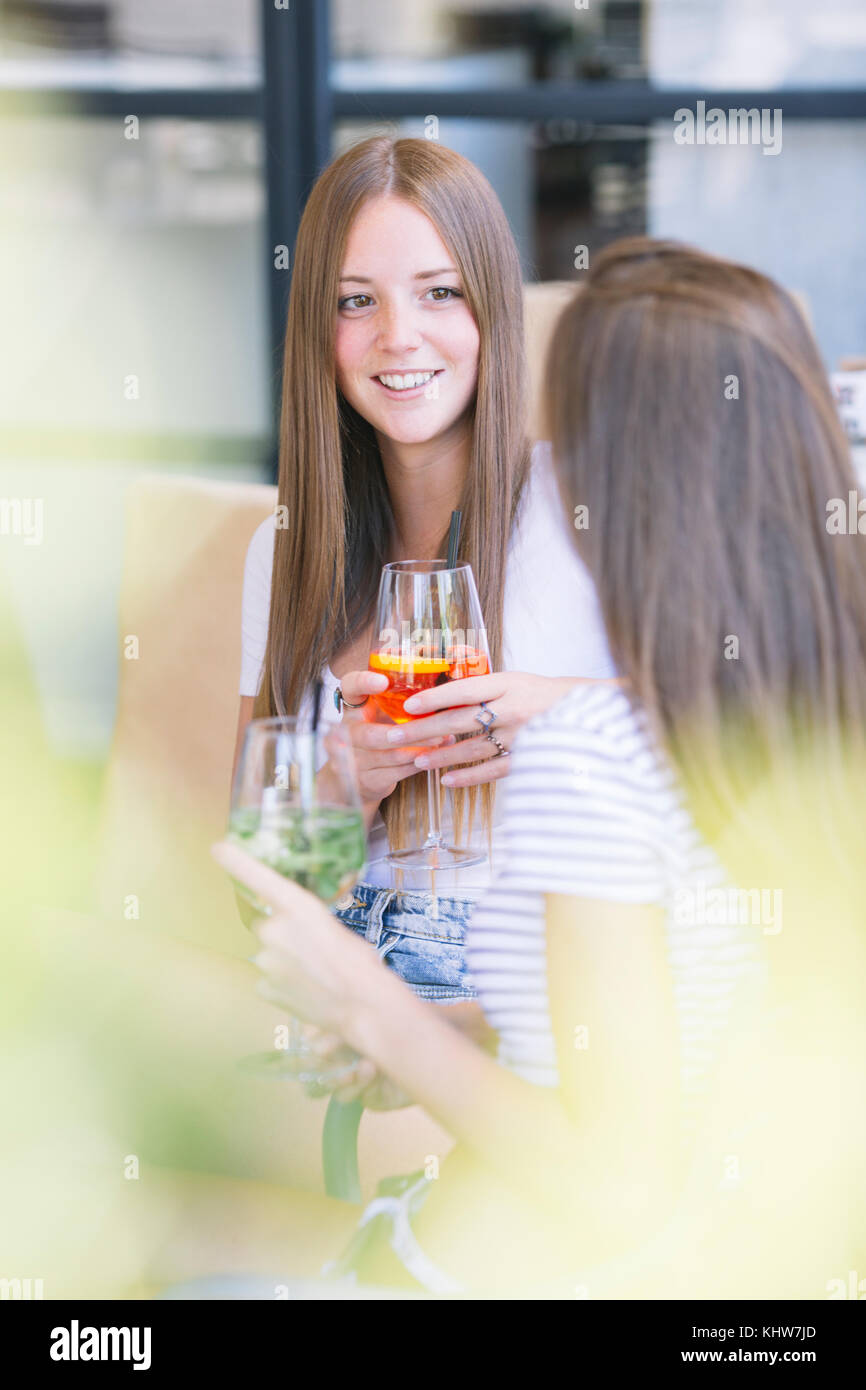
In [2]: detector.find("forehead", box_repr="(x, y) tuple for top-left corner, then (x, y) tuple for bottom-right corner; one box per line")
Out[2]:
(340, 196), (454, 276)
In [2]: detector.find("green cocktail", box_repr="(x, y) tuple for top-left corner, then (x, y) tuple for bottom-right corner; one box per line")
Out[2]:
(227, 804), (366, 908)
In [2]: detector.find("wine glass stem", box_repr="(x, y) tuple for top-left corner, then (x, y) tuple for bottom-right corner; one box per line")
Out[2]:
(424, 767), (443, 847)
(288, 1014), (304, 1054)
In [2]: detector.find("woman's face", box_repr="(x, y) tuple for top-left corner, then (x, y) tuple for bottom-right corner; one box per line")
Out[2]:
(335, 196), (480, 450)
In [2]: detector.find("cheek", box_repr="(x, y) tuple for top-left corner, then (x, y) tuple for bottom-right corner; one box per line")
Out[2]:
(452, 312), (480, 375)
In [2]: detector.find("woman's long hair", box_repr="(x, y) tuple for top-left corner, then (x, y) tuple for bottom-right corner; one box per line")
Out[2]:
(546, 237), (866, 886)
(253, 136), (532, 850)
(545, 239), (866, 1288)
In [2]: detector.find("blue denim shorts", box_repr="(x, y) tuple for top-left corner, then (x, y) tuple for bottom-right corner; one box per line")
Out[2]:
(331, 882), (476, 1003)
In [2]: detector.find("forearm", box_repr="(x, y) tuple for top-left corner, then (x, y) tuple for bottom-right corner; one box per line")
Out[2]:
(345, 972), (671, 1241)
(437, 998), (498, 1053)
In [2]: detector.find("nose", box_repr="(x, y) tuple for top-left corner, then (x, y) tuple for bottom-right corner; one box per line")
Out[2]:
(375, 295), (423, 356)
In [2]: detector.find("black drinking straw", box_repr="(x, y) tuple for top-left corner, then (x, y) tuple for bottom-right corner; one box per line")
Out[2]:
(311, 677), (323, 733)
(302, 678), (324, 823)
(446, 509), (462, 569)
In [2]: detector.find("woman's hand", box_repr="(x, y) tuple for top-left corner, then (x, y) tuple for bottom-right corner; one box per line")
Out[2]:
(381, 671), (592, 788)
(302, 1032), (414, 1109)
(211, 839), (386, 1036)
(300, 1001), (499, 1110)
(332, 668), (457, 811)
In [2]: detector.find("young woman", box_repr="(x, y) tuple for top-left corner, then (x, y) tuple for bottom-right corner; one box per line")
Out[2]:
(233, 135), (617, 1003)
(214, 237), (866, 1298)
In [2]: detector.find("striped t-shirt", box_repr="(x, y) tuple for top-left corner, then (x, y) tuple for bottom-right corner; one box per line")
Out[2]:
(465, 682), (767, 1115)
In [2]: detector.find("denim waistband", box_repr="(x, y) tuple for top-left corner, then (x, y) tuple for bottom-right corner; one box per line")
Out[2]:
(332, 880), (475, 1000)
(332, 880), (476, 945)
(336, 881), (476, 917)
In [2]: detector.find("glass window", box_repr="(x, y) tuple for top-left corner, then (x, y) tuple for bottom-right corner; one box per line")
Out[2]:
(332, 0), (866, 90)
(334, 113), (866, 374)
(332, 0), (646, 87)
(649, 0), (866, 90)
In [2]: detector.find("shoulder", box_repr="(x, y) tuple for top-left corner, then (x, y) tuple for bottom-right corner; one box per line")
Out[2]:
(242, 514), (279, 604)
(510, 437), (579, 557)
(514, 439), (557, 519)
(510, 681), (674, 803)
(239, 515), (278, 697)
(527, 438), (561, 500)
(244, 514), (277, 579)
(529, 438), (554, 472)
(240, 515), (278, 633)
(497, 682), (678, 901)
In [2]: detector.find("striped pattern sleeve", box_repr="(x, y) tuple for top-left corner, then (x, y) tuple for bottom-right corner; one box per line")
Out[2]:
(497, 684), (667, 903)
(465, 685), (669, 1087)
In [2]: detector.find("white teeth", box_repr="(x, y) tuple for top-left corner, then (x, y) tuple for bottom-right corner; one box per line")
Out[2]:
(377, 371), (436, 391)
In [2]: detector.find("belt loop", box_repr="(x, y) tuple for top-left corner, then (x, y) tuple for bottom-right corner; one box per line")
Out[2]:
(364, 888), (398, 947)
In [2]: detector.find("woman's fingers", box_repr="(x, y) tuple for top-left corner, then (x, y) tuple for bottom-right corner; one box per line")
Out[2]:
(402, 673), (506, 718)
(304, 1056), (376, 1103)
(308, 1031), (343, 1058)
(359, 762), (429, 802)
(440, 752), (513, 788)
(352, 723), (456, 757)
(331, 1060), (378, 1103)
(383, 706), (495, 745)
(338, 668), (389, 711)
(212, 840), (329, 919)
(413, 734), (503, 771)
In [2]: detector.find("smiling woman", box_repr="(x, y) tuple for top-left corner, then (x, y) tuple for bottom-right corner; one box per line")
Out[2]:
(335, 204), (479, 438)
(233, 134), (616, 1009)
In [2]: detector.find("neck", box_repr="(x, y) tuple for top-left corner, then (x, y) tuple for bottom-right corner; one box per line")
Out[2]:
(377, 420), (472, 561)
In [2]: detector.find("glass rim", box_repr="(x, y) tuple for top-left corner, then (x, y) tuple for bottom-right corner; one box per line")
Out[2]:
(381, 559), (472, 574)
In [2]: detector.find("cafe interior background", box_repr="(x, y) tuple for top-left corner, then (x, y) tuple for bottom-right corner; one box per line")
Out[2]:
(1, 0), (865, 1293)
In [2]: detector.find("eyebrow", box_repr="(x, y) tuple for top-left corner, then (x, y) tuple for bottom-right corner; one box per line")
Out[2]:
(338, 267), (459, 284)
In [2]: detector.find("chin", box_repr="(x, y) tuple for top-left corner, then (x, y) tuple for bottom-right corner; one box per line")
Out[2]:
(383, 418), (454, 445)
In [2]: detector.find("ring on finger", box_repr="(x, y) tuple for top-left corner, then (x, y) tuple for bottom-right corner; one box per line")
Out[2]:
(334, 687), (368, 713)
(474, 701), (497, 731)
(485, 731), (510, 759)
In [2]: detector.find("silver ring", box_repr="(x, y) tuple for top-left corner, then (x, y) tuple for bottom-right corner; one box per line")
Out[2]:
(474, 701), (497, 731)
(485, 731), (510, 759)
(334, 686), (368, 714)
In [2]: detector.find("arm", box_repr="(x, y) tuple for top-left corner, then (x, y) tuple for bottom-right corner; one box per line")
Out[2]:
(384, 671), (627, 789)
(304, 996), (498, 1108)
(215, 833), (682, 1257)
(343, 893), (682, 1251)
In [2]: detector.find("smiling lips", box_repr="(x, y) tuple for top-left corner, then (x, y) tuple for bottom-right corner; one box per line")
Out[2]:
(374, 369), (442, 394)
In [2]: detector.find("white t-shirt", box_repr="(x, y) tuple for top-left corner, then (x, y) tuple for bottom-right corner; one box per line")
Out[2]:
(465, 681), (768, 1124)
(238, 440), (617, 895)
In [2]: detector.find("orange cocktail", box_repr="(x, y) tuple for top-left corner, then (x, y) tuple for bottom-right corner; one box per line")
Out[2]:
(368, 646), (490, 724)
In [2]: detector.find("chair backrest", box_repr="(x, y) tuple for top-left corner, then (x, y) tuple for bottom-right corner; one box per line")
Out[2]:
(91, 281), (579, 952)
(93, 475), (277, 953)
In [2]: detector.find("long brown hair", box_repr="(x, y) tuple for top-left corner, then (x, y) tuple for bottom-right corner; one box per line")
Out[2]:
(546, 237), (866, 876)
(253, 136), (531, 850)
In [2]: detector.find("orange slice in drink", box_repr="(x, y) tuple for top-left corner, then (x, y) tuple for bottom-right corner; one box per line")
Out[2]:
(369, 652), (451, 677)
